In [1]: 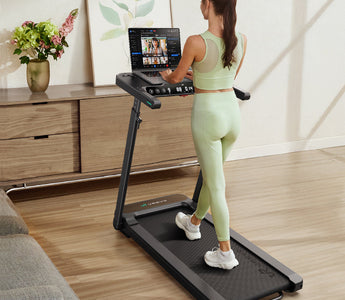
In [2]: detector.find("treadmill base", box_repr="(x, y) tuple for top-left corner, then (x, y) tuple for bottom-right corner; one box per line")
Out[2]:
(120, 194), (302, 300)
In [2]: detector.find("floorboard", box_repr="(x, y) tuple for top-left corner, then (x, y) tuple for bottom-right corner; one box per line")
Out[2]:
(10, 146), (345, 299)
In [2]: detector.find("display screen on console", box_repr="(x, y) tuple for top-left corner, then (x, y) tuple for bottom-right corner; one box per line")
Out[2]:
(129, 28), (181, 70)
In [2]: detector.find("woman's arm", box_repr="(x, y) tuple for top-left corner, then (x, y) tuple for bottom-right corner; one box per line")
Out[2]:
(160, 35), (201, 84)
(235, 33), (247, 79)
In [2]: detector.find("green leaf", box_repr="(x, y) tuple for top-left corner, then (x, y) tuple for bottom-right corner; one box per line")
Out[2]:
(136, 0), (154, 18)
(62, 40), (69, 47)
(19, 56), (30, 64)
(61, 37), (69, 47)
(38, 52), (46, 60)
(112, 0), (129, 11)
(13, 48), (22, 55)
(99, 3), (121, 26)
(100, 28), (126, 41)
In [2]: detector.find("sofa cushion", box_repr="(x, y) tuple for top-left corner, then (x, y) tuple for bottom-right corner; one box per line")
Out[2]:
(0, 234), (78, 300)
(0, 189), (29, 235)
(0, 285), (64, 300)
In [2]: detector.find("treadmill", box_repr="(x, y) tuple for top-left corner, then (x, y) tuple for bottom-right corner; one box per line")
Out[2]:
(113, 73), (303, 300)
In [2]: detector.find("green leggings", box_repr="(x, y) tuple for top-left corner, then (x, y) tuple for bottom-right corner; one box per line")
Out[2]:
(192, 91), (241, 241)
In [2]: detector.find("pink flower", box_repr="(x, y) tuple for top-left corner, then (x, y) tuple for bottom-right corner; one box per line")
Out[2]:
(59, 24), (73, 37)
(22, 21), (35, 27)
(59, 13), (75, 37)
(66, 14), (74, 24)
(10, 39), (17, 45)
(57, 49), (64, 58)
(39, 40), (50, 49)
(51, 35), (62, 45)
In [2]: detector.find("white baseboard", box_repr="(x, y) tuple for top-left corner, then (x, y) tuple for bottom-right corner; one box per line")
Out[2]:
(229, 135), (345, 161)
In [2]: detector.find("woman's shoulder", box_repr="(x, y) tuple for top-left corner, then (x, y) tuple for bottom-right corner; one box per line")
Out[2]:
(188, 34), (203, 41)
(185, 34), (204, 47)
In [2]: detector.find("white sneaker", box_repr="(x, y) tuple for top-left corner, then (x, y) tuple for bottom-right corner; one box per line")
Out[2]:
(204, 248), (239, 270)
(175, 212), (201, 240)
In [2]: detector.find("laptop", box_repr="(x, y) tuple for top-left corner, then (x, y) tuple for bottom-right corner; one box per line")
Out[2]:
(128, 28), (182, 85)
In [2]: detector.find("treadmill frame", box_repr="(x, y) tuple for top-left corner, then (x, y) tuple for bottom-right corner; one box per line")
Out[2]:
(113, 73), (303, 300)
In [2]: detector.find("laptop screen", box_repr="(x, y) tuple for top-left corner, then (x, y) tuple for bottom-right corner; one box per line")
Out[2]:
(129, 28), (181, 71)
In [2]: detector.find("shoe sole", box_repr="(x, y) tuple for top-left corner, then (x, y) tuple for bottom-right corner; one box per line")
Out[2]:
(204, 257), (239, 270)
(175, 216), (201, 241)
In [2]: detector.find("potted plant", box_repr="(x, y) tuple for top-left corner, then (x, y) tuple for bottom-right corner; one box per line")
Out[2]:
(11, 9), (78, 92)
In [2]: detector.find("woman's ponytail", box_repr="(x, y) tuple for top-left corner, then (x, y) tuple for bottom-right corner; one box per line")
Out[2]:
(222, 0), (237, 68)
(210, 0), (238, 68)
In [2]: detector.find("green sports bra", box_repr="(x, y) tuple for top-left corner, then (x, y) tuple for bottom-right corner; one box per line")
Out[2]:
(192, 31), (244, 90)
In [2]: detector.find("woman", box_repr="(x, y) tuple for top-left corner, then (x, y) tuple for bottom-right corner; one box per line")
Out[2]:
(160, 0), (247, 270)
(150, 37), (165, 56)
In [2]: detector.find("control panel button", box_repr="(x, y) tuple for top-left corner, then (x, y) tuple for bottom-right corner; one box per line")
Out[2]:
(146, 84), (193, 96)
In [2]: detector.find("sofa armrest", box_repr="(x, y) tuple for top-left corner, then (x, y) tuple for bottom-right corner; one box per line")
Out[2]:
(0, 189), (29, 235)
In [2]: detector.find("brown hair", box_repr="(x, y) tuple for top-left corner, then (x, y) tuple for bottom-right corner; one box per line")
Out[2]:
(206, 0), (238, 68)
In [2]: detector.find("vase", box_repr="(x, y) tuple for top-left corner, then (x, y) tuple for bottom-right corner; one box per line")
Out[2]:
(26, 59), (50, 93)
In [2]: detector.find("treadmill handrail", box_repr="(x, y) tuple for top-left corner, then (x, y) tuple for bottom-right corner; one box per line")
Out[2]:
(116, 73), (161, 109)
(116, 73), (251, 109)
(234, 87), (251, 100)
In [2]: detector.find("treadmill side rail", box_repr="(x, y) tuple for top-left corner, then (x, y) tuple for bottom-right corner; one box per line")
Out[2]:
(206, 213), (303, 292)
(230, 227), (303, 292)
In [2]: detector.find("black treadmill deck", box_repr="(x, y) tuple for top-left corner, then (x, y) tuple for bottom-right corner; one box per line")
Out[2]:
(122, 195), (301, 300)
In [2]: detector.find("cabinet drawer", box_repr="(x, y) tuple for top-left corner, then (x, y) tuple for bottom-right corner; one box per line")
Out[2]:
(0, 102), (79, 139)
(0, 133), (80, 181)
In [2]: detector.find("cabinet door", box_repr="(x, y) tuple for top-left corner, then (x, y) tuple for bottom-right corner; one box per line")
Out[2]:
(79, 96), (131, 173)
(79, 95), (196, 173)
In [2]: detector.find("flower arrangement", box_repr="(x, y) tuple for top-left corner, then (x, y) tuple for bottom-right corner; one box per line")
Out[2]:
(11, 9), (78, 64)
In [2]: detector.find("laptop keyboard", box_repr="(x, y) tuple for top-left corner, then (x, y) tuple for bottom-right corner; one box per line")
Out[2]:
(142, 71), (161, 78)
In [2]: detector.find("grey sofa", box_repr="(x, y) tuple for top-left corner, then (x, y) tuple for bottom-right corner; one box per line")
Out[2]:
(0, 189), (79, 300)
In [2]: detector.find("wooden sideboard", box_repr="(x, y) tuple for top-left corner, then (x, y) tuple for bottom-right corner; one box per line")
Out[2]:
(0, 84), (196, 187)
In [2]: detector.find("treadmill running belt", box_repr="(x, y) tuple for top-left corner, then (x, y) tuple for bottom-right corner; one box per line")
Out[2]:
(137, 206), (290, 300)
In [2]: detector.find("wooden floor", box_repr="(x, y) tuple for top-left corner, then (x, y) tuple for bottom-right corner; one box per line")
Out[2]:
(9, 146), (345, 300)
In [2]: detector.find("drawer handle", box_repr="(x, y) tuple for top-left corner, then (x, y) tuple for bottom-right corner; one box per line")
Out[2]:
(32, 102), (48, 105)
(34, 135), (49, 140)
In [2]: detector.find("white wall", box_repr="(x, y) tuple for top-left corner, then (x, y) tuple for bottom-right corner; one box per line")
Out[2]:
(232, 0), (345, 159)
(0, 0), (344, 159)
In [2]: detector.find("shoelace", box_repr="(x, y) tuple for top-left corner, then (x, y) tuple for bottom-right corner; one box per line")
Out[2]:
(210, 247), (220, 255)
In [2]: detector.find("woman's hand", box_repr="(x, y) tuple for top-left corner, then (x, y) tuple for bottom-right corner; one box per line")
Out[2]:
(185, 70), (193, 80)
(159, 68), (173, 82)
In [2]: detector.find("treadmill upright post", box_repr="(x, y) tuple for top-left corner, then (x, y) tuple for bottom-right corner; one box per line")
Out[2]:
(113, 97), (142, 230)
(192, 171), (203, 203)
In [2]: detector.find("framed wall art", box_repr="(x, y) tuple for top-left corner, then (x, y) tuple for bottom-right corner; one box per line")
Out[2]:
(87, 0), (172, 86)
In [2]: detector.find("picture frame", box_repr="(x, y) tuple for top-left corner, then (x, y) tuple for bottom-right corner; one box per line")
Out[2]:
(86, 0), (172, 86)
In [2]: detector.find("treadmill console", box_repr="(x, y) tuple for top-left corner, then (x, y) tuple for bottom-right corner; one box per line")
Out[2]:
(116, 72), (250, 110)
(116, 73), (194, 109)
(145, 80), (194, 96)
